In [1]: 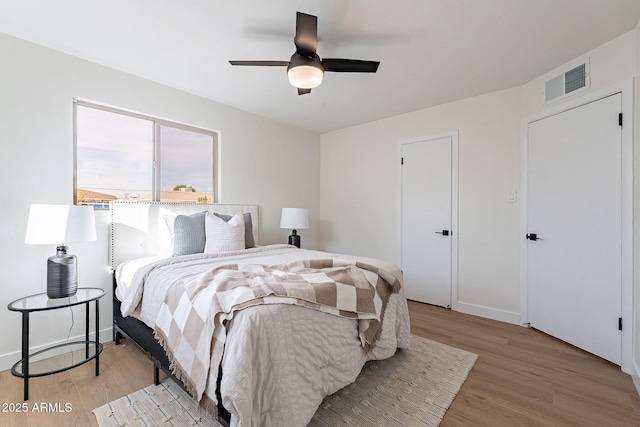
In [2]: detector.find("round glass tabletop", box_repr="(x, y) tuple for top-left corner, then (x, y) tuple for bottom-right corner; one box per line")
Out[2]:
(8, 288), (105, 312)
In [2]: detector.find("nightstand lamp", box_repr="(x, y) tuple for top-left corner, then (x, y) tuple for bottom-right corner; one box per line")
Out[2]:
(25, 204), (97, 299)
(280, 207), (308, 248)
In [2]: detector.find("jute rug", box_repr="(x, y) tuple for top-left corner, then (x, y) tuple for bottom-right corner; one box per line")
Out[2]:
(93, 335), (477, 426)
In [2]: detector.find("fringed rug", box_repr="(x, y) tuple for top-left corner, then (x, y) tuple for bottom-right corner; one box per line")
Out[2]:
(93, 335), (477, 427)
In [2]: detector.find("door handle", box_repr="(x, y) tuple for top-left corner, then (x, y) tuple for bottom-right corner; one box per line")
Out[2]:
(526, 233), (543, 241)
(435, 230), (451, 236)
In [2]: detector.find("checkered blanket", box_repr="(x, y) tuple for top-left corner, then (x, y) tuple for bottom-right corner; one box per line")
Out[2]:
(153, 258), (401, 416)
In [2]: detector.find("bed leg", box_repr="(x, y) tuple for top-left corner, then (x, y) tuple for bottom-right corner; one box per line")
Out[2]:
(154, 365), (160, 385)
(114, 329), (123, 345)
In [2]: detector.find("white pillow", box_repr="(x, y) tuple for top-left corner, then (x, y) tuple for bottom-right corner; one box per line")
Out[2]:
(204, 211), (245, 253)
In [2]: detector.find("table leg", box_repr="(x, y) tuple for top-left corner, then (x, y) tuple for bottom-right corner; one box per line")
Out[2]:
(95, 299), (100, 376)
(85, 302), (90, 359)
(22, 312), (29, 401)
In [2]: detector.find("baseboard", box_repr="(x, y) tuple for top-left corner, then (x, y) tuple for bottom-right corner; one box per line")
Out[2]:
(0, 326), (113, 372)
(453, 301), (521, 325)
(632, 360), (640, 397)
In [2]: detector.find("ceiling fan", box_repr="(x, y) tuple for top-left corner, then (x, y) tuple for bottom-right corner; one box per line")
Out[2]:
(229, 12), (380, 95)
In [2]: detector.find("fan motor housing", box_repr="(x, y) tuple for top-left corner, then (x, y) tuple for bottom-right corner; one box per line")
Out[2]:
(288, 53), (324, 72)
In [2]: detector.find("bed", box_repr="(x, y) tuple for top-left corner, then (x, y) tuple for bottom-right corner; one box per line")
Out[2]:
(110, 201), (411, 426)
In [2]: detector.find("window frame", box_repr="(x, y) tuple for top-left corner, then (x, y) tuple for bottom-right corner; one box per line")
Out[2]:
(73, 99), (218, 206)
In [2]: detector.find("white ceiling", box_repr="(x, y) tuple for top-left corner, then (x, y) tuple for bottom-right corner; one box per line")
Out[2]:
(2, 0), (640, 133)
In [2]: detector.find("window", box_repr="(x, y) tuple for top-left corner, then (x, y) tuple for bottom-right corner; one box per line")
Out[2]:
(74, 101), (217, 207)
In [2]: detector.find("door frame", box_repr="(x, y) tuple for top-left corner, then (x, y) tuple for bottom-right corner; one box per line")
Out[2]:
(398, 131), (459, 309)
(520, 79), (633, 373)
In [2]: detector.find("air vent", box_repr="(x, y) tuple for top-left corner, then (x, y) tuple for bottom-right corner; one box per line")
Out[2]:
(544, 61), (589, 103)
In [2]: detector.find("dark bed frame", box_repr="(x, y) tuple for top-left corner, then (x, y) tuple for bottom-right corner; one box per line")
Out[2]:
(112, 275), (231, 422)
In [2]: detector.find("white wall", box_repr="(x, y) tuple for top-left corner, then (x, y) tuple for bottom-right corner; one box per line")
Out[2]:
(320, 88), (522, 322)
(635, 20), (640, 389)
(521, 31), (636, 117)
(0, 33), (320, 369)
(320, 29), (638, 327)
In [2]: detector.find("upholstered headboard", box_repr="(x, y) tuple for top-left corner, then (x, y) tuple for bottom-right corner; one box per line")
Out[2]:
(109, 201), (259, 270)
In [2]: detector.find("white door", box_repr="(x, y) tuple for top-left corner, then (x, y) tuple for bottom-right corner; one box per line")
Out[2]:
(401, 136), (455, 307)
(527, 93), (622, 364)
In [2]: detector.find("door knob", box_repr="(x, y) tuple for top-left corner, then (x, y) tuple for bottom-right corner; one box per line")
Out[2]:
(526, 233), (542, 241)
(435, 230), (450, 236)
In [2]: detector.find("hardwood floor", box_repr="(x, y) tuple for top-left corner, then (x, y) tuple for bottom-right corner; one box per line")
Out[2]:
(409, 301), (640, 426)
(0, 339), (170, 427)
(1, 301), (639, 426)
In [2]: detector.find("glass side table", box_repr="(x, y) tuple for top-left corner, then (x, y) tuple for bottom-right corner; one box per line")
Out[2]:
(8, 287), (105, 401)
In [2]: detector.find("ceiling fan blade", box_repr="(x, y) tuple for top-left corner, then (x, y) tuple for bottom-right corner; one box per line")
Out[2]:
(297, 88), (312, 95)
(294, 12), (318, 56)
(322, 58), (380, 73)
(229, 60), (289, 66)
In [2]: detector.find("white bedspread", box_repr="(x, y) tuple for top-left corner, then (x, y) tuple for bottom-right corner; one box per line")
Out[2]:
(117, 244), (411, 427)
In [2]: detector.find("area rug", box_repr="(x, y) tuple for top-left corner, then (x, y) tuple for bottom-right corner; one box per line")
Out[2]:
(93, 334), (477, 427)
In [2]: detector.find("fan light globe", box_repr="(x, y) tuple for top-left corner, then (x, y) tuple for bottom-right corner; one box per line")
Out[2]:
(288, 65), (324, 89)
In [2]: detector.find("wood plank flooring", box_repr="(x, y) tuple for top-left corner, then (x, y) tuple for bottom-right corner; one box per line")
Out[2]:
(1, 300), (639, 426)
(0, 338), (169, 427)
(410, 301), (640, 426)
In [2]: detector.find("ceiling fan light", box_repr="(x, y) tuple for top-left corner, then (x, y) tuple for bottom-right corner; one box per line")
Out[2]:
(288, 65), (324, 89)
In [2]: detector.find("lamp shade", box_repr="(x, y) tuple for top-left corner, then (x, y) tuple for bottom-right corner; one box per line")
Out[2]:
(25, 204), (97, 245)
(280, 208), (309, 230)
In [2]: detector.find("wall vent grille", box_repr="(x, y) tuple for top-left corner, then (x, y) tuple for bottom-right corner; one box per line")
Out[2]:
(544, 61), (589, 103)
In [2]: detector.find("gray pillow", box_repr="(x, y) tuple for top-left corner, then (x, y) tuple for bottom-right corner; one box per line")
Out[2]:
(173, 211), (206, 256)
(214, 212), (255, 248)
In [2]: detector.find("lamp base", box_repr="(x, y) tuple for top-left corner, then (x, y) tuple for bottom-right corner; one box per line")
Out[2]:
(288, 230), (301, 248)
(47, 246), (77, 299)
